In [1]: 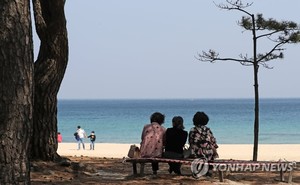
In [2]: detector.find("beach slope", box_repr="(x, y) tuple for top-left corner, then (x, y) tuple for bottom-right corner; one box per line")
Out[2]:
(58, 143), (300, 161)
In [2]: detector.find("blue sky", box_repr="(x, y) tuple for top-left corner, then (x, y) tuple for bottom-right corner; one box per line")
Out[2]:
(50, 0), (300, 99)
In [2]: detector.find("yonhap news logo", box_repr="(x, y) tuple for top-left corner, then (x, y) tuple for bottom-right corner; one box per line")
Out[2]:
(191, 158), (296, 178)
(212, 161), (296, 172)
(190, 157), (209, 178)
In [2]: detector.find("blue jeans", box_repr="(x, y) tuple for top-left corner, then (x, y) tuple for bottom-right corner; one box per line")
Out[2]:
(90, 141), (95, 150)
(77, 138), (85, 150)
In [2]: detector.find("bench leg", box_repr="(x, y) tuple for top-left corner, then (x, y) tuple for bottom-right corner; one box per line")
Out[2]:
(140, 163), (145, 175)
(288, 170), (293, 183)
(132, 162), (137, 175)
(280, 170), (284, 182)
(218, 170), (224, 182)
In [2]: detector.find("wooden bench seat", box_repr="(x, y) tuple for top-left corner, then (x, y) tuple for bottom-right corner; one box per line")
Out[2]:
(123, 157), (295, 183)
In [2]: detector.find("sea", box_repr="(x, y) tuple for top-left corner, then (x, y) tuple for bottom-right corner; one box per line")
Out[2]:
(57, 98), (300, 144)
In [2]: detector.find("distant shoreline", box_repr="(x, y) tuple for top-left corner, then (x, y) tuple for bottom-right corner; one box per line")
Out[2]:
(60, 141), (300, 144)
(58, 97), (300, 101)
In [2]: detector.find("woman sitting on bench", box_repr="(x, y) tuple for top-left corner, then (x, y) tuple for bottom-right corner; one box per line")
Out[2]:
(140, 112), (166, 175)
(188, 111), (219, 177)
(164, 116), (188, 175)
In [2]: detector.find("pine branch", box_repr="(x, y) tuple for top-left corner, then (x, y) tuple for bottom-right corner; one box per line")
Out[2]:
(257, 41), (286, 63)
(215, 0), (253, 17)
(256, 30), (281, 40)
(196, 50), (253, 66)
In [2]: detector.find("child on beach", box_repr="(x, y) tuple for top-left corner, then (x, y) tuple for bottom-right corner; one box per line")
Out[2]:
(88, 131), (96, 150)
(57, 132), (62, 143)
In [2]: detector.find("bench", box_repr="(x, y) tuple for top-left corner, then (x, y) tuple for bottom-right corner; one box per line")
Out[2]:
(123, 157), (295, 183)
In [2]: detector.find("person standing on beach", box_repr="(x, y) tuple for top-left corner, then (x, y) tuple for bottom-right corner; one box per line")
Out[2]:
(88, 131), (96, 150)
(140, 112), (166, 175)
(76, 126), (87, 150)
(188, 111), (218, 176)
(164, 116), (188, 175)
(57, 132), (63, 143)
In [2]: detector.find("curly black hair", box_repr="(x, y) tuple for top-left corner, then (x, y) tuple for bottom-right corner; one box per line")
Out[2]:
(193, 111), (209, 126)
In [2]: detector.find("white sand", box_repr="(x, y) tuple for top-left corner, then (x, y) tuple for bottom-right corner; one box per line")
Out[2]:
(57, 143), (300, 161)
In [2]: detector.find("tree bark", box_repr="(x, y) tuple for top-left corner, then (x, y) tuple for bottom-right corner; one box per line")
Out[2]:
(31, 0), (68, 161)
(251, 13), (259, 162)
(0, 0), (34, 184)
(253, 64), (259, 161)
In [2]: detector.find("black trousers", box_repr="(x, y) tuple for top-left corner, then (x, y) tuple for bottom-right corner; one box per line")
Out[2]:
(168, 162), (182, 174)
(163, 151), (183, 174)
(151, 162), (159, 172)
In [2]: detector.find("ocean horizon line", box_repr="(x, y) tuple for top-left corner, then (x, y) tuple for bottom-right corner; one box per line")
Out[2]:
(58, 97), (300, 101)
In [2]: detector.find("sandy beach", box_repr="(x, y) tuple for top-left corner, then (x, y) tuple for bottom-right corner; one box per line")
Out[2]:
(58, 143), (300, 161)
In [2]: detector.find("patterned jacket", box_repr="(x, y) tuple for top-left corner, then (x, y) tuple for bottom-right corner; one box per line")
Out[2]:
(188, 125), (218, 160)
(140, 122), (166, 158)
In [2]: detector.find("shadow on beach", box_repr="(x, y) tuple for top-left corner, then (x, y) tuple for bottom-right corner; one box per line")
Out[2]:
(30, 156), (300, 185)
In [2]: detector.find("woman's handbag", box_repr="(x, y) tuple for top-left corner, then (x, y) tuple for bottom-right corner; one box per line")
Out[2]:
(127, 145), (141, 158)
(212, 146), (219, 159)
(183, 144), (194, 158)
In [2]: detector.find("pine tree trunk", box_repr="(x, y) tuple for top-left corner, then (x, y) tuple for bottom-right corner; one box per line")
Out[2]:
(0, 0), (34, 184)
(31, 0), (68, 161)
(253, 65), (259, 161)
(251, 13), (259, 162)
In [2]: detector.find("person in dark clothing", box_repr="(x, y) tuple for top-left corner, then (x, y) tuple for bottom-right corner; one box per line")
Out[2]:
(87, 131), (96, 150)
(164, 116), (188, 175)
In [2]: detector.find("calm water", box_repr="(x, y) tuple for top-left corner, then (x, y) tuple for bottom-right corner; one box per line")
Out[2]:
(57, 98), (300, 144)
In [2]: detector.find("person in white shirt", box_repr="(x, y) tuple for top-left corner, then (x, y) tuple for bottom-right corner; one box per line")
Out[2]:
(76, 126), (87, 150)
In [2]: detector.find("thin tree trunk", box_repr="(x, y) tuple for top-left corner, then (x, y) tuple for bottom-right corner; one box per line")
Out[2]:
(0, 0), (34, 183)
(251, 13), (259, 162)
(253, 65), (259, 161)
(31, 0), (68, 161)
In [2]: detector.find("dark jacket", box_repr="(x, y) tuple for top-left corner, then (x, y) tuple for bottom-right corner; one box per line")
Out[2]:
(88, 134), (96, 142)
(165, 127), (188, 154)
